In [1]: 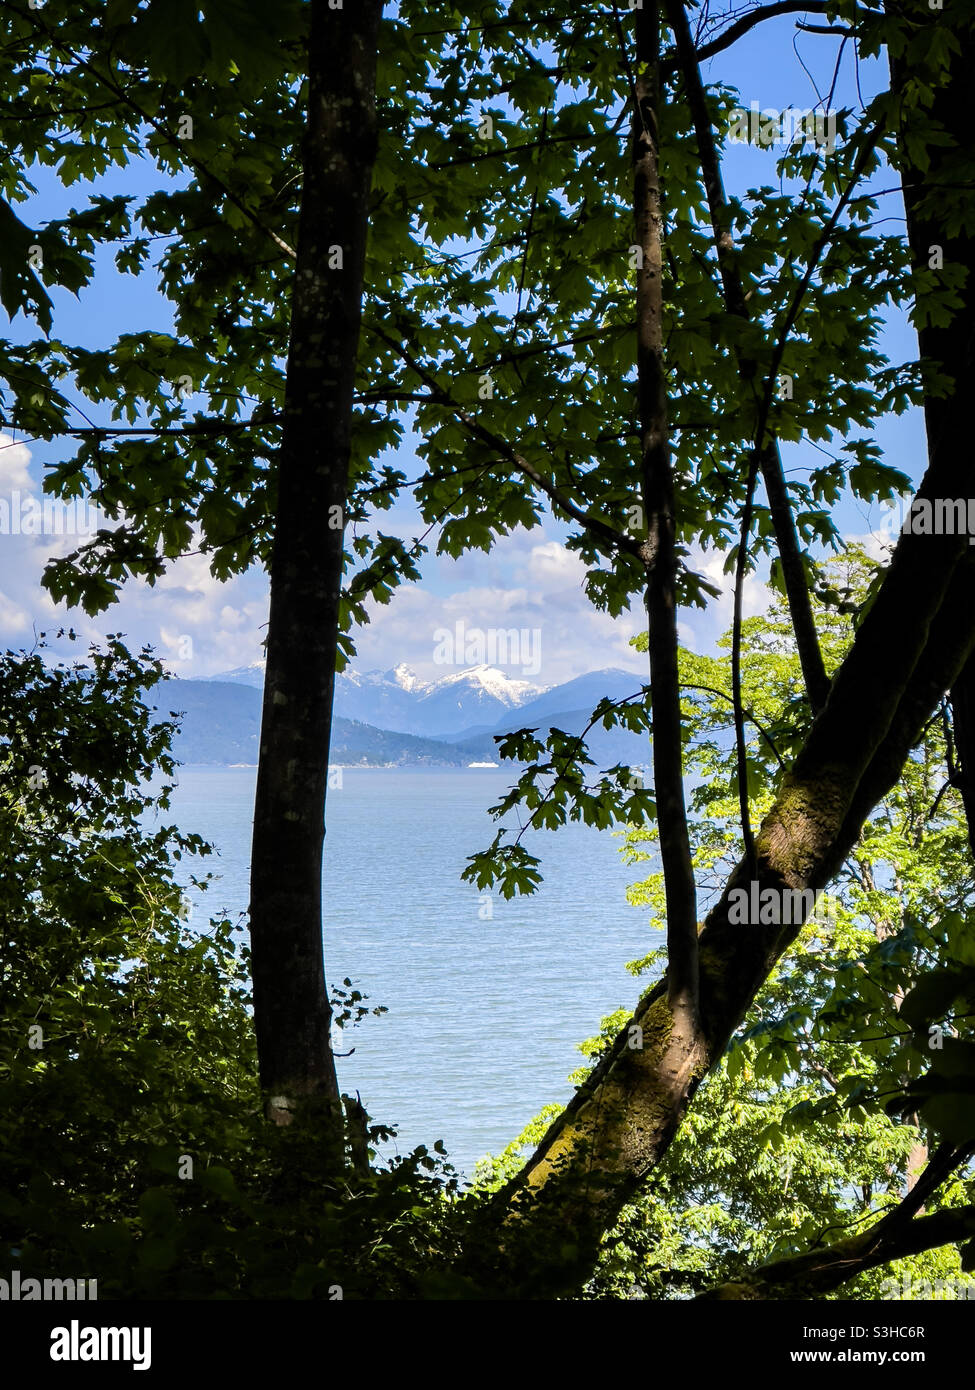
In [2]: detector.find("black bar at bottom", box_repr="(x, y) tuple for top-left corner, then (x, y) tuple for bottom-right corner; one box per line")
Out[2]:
(1, 1296), (971, 1376)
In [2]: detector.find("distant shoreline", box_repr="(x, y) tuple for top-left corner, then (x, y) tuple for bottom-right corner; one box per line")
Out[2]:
(183, 762), (511, 772)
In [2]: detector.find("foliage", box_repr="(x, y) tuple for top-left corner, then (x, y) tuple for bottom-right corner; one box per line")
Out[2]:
(2, 1), (925, 642)
(0, 635), (464, 1298)
(476, 552), (975, 1297)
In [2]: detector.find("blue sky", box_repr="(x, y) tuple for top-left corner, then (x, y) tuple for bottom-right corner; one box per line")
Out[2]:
(0, 8), (925, 690)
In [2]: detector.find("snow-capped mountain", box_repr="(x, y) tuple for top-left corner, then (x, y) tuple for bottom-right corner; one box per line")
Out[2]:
(211, 660), (266, 689)
(179, 663), (650, 765)
(408, 665), (544, 734)
(423, 664), (542, 707)
(208, 661), (548, 737)
(386, 662), (425, 694)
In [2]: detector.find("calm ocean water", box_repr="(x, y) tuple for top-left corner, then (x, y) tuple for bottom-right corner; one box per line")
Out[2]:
(162, 766), (658, 1178)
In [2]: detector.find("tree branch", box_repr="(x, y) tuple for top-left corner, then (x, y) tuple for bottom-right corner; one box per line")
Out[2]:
(5, 0), (298, 261)
(660, 0), (831, 77)
(369, 323), (642, 561)
(698, 1144), (975, 1298)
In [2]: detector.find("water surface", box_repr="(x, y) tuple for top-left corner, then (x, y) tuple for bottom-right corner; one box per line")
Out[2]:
(165, 766), (657, 1177)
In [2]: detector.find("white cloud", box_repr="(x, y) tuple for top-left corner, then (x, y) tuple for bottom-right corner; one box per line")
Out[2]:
(443, 586), (536, 616)
(219, 604), (246, 631)
(845, 529), (897, 563)
(0, 435), (35, 492)
(347, 528), (647, 684)
(675, 543), (773, 654)
(0, 442), (798, 688)
(0, 589), (32, 635)
(522, 539), (587, 587)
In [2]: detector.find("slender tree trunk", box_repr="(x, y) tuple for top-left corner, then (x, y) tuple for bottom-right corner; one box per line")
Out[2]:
(889, 6), (974, 488)
(665, 0), (829, 712)
(633, 0), (699, 1020)
(950, 659), (975, 856)
(249, 0), (382, 1127)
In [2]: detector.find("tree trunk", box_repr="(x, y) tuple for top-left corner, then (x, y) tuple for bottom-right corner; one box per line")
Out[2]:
(249, 0), (382, 1128)
(665, 0), (829, 712)
(892, 6), (975, 862)
(633, 0), (699, 1016)
(897, 2), (975, 1210)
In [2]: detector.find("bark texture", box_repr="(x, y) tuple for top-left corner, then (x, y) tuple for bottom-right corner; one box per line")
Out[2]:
(897, 9), (975, 862)
(249, 0), (382, 1125)
(665, 0), (829, 712)
(633, 0), (699, 1020)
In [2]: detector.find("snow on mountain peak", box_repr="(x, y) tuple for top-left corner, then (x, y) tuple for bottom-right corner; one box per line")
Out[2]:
(426, 664), (545, 707)
(389, 663), (425, 693)
(209, 659), (546, 709)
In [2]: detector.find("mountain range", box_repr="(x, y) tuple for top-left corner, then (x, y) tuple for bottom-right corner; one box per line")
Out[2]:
(157, 662), (651, 768)
(216, 660), (643, 733)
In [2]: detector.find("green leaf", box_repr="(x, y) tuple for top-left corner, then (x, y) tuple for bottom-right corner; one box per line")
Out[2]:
(899, 969), (965, 1029)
